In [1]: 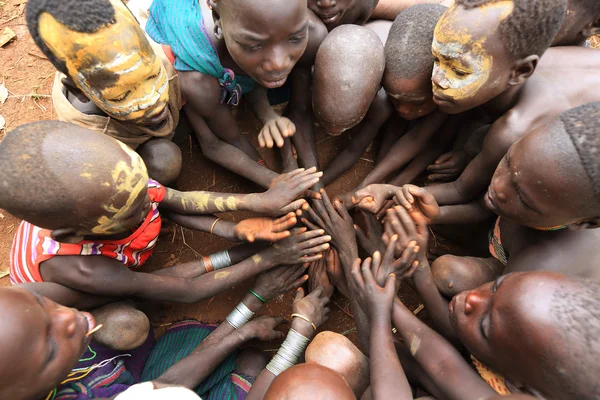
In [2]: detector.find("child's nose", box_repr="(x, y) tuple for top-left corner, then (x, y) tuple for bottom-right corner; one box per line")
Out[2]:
(464, 291), (488, 315)
(263, 49), (291, 74)
(52, 306), (78, 338)
(432, 65), (448, 90)
(317, 0), (336, 8)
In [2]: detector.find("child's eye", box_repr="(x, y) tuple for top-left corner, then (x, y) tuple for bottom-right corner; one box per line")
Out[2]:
(146, 72), (160, 81)
(452, 68), (469, 77)
(240, 43), (262, 52)
(110, 91), (131, 102)
(289, 34), (307, 44)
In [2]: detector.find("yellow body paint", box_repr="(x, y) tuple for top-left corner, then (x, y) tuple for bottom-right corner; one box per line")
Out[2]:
(226, 196), (237, 211)
(93, 142), (149, 234)
(214, 197), (226, 212)
(432, 2), (514, 101)
(252, 254), (263, 264)
(37, 0), (168, 123)
(214, 271), (231, 279)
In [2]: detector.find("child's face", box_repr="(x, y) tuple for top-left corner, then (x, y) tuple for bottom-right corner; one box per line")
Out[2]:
(0, 289), (96, 399)
(431, 3), (515, 115)
(449, 272), (566, 393)
(82, 142), (151, 237)
(219, 0), (309, 89)
(38, 0), (170, 127)
(484, 126), (585, 229)
(308, 0), (357, 29)
(383, 72), (437, 121)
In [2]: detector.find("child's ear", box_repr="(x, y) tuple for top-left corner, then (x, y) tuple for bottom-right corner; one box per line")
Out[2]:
(508, 55), (539, 86)
(581, 16), (600, 38)
(210, 1), (223, 40)
(50, 228), (84, 244)
(569, 217), (600, 230)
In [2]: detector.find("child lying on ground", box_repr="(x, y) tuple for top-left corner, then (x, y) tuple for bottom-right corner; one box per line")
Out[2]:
(359, 102), (600, 295)
(0, 121), (330, 306)
(0, 265), (329, 400)
(26, 0), (184, 184)
(146, 0), (327, 187)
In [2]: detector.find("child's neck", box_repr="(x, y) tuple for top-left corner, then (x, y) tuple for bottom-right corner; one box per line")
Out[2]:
(481, 85), (524, 120)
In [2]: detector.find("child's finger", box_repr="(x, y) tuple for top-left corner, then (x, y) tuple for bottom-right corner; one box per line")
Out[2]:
(276, 118), (290, 139)
(384, 273), (397, 294)
(268, 231), (292, 241)
(296, 229), (328, 243)
(333, 197), (352, 221)
(392, 242), (418, 273)
(287, 120), (297, 137)
(402, 185), (415, 205)
(304, 189), (322, 200)
(389, 208), (409, 245)
(354, 225), (371, 251)
(371, 250), (382, 282)
(319, 189), (338, 217)
(246, 233), (255, 242)
(300, 243), (330, 256)
(361, 257), (377, 286)
(350, 258), (364, 288)
(294, 171), (324, 190)
(395, 206), (417, 239)
(273, 215), (297, 231)
(258, 132), (266, 148)
(290, 227), (308, 235)
(300, 254), (323, 262)
(294, 287), (305, 302)
(305, 205), (325, 227)
(264, 126), (275, 149)
(301, 217), (321, 231)
(383, 234), (399, 263)
(310, 199), (331, 225)
(281, 199), (308, 214)
(287, 274), (309, 291)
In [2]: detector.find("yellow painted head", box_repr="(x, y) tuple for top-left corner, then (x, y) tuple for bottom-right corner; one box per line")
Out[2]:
(431, 0), (568, 114)
(28, 0), (169, 126)
(0, 121), (152, 243)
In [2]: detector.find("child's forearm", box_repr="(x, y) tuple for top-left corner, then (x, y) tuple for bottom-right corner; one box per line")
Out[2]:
(154, 292), (264, 389)
(411, 261), (458, 342)
(387, 146), (445, 187)
(370, 318), (413, 400)
(161, 212), (237, 240)
(246, 86), (279, 124)
(434, 200), (493, 225)
(360, 111), (446, 188)
(391, 298), (494, 400)
(162, 188), (268, 215)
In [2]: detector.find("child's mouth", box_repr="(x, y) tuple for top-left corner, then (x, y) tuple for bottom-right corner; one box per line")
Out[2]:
(320, 11), (342, 24)
(262, 76), (288, 89)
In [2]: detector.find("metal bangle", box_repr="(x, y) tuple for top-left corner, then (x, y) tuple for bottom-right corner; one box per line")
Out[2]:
(266, 329), (310, 376)
(225, 301), (254, 329)
(209, 250), (232, 270)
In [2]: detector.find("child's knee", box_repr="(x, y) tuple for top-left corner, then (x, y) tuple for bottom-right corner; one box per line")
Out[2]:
(137, 139), (182, 185)
(305, 331), (370, 398)
(91, 301), (150, 351)
(236, 348), (269, 378)
(431, 255), (473, 297)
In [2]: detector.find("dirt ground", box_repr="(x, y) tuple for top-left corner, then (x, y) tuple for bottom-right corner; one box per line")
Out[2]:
(0, 0), (423, 348)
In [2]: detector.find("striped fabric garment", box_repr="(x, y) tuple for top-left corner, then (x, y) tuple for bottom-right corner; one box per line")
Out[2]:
(9, 180), (166, 284)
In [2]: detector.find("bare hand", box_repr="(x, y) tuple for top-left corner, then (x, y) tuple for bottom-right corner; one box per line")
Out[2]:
(308, 256), (335, 298)
(350, 258), (396, 322)
(392, 185), (440, 224)
(258, 117), (296, 148)
(427, 150), (468, 182)
(243, 315), (286, 341)
(293, 286), (330, 329)
(267, 228), (331, 265)
(324, 248), (349, 297)
(304, 189), (357, 255)
(234, 213), (297, 242)
(354, 211), (386, 255)
(383, 206), (429, 260)
(352, 184), (396, 214)
(371, 235), (419, 288)
(251, 264), (309, 301)
(259, 168), (323, 216)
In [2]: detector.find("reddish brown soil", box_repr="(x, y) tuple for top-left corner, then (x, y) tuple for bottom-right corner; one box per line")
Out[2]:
(0, 2), (423, 349)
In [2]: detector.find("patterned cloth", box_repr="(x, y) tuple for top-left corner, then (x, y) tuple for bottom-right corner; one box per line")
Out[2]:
(146, 0), (255, 105)
(142, 321), (253, 399)
(488, 217), (509, 266)
(471, 355), (511, 395)
(10, 180), (166, 284)
(52, 322), (251, 400)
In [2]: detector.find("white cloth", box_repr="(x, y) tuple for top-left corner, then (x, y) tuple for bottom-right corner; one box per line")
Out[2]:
(115, 382), (202, 400)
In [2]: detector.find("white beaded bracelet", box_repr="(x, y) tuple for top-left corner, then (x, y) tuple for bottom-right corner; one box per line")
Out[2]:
(226, 302), (254, 329)
(266, 329), (310, 376)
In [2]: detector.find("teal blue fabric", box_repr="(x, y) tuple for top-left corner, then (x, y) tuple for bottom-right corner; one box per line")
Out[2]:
(146, 0), (254, 105)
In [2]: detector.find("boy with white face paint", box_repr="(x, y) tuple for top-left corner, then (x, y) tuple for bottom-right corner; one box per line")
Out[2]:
(377, 0), (600, 224)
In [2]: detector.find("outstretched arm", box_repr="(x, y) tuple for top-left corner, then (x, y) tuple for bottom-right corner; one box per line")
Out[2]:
(180, 71), (278, 188)
(161, 167), (322, 216)
(40, 229), (330, 303)
(359, 110), (448, 188)
(424, 116), (516, 206)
